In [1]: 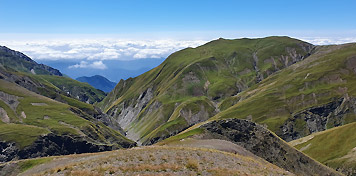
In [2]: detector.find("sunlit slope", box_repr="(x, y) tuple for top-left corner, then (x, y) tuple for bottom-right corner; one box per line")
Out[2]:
(215, 43), (356, 141)
(159, 119), (340, 176)
(290, 122), (356, 175)
(99, 36), (314, 144)
(3, 146), (294, 176)
(0, 79), (135, 162)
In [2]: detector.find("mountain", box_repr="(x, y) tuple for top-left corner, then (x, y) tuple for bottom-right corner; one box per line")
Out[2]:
(0, 79), (135, 163)
(0, 46), (62, 76)
(0, 46), (106, 104)
(0, 46), (136, 162)
(40, 58), (165, 82)
(1, 36), (354, 175)
(1, 119), (340, 176)
(98, 36), (315, 145)
(76, 75), (117, 93)
(97, 36), (356, 174)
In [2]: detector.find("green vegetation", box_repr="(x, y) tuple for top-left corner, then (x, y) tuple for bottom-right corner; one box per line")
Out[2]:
(0, 124), (50, 149)
(99, 36), (316, 144)
(213, 43), (356, 136)
(291, 122), (356, 172)
(31, 74), (106, 104)
(0, 79), (133, 150)
(18, 157), (53, 172)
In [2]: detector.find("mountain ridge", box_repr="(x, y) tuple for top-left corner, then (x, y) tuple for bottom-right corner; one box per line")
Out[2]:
(76, 75), (116, 93)
(98, 36), (315, 145)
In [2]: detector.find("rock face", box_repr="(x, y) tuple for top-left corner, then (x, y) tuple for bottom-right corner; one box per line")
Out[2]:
(198, 119), (340, 176)
(107, 87), (155, 142)
(0, 133), (135, 163)
(281, 96), (356, 141)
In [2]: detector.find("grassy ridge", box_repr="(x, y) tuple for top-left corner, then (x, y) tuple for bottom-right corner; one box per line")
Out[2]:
(99, 36), (313, 144)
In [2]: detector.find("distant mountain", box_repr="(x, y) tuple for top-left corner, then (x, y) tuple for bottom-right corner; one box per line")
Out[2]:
(0, 45), (62, 76)
(76, 75), (117, 92)
(40, 58), (165, 82)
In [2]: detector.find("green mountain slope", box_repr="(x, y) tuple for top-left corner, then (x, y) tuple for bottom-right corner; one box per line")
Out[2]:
(290, 122), (356, 175)
(0, 45), (135, 162)
(0, 79), (135, 162)
(98, 36), (314, 144)
(213, 43), (356, 141)
(157, 41), (356, 175)
(0, 45), (106, 104)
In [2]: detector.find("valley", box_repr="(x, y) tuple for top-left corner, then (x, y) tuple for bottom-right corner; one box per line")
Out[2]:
(1, 36), (356, 175)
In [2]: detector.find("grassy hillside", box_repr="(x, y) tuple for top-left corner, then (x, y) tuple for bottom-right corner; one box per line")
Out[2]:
(213, 43), (356, 140)
(2, 146), (293, 176)
(0, 45), (106, 105)
(99, 36), (314, 144)
(290, 122), (356, 175)
(0, 79), (135, 162)
(31, 74), (106, 104)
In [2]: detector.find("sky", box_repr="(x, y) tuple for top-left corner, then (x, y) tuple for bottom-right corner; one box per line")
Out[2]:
(0, 0), (356, 79)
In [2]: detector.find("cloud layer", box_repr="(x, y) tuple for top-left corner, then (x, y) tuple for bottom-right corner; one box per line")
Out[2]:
(0, 39), (207, 61)
(1, 37), (356, 70)
(301, 37), (356, 45)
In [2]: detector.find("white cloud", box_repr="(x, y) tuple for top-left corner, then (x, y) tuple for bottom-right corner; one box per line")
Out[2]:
(301, 37), (356, 45)
(1, 37), (355, 63)
(68, 61), (107, 70)
(0, 39), (207, 61)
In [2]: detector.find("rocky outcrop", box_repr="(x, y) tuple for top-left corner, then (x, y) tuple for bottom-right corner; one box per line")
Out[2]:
(197, 119), (341, 176)
(107, 87), (154, 140)
(281, 96), (356, 141)
(0, 133), (134, 163)
(0, 91), (20, 111)
(0, 108), (10, 123)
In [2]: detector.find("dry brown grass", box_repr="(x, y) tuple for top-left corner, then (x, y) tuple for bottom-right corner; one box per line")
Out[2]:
(21, 146), (294, 176)
(185, 158), (200, 171)
(70, 169), (103, 176)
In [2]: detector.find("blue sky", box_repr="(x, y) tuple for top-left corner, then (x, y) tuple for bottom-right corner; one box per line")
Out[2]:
(1, 0), (355, 37)
(0, 0), (356, 81)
